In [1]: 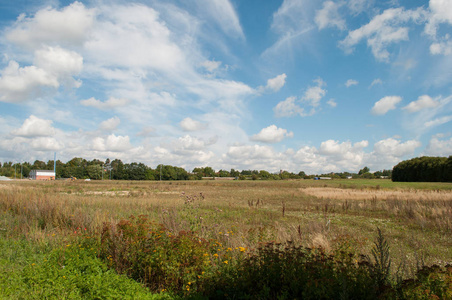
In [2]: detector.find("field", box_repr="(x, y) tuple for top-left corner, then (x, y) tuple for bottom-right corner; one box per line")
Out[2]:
(1, 179), (451, 299)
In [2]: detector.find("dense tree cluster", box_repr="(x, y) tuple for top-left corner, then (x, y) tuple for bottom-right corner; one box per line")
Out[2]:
(392, 156), (452, 182)
(0, 157), (392, 181)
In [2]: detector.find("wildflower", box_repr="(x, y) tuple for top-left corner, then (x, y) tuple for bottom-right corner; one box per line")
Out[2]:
(31, 263), (35, 266)
(224, 260), (228, 264)
(213, 253), (218, 257)
(227, 247), (232, 251)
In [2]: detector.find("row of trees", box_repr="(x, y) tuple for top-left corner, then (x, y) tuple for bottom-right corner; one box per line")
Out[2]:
(392, 156), (452, 182)
(0, 157), (392, 181)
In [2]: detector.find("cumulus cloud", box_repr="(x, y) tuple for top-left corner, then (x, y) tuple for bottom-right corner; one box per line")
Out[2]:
(424, 134), (452, 156)
(99, 116), (120, 131)
(0, 46), (82, 103)
(180, 117), (206, 131)
(373, 138), (421, 157)
(371, 96), (402, 115)
(265, 73), (287, 92)
(31, 137), (64, 151)
(302, 78), (326, 107)
(80, 97), (130, 110)
(251, 125), (293, 143)
(425, 0), (452, 38)
(345, 79), (358, 87)
(5, 1), (95, 48)
(274, 78), (327, 117)
(327, 99), (337, 107)
(430, 40), (452, 55)
(12, 115), (56, 137)
(0, 61), (59, 103)
(402, 95), (440, 112)
(92, 134), (132, 152)
(340, 7), (426, 61)
(274, 96), (305, 117)
(315, 1), (346, 30)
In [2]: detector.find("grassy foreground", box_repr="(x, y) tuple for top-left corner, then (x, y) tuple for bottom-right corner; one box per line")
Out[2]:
(0, 179), (451, 299)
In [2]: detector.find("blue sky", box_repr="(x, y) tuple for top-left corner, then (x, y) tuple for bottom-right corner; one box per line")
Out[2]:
(0, 0), (451, 174)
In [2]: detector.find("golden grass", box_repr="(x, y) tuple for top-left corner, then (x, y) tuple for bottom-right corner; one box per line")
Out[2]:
(302, 187), (452, 201)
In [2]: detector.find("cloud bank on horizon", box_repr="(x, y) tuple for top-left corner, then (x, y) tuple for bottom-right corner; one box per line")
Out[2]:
(0, 0), (451, 174)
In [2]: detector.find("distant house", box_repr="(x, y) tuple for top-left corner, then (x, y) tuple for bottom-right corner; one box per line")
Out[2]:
(29, 170), (55, 180)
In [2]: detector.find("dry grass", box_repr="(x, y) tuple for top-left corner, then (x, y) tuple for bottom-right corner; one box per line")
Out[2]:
(0, 179), (451, 275)
(302, 187), (452, 201)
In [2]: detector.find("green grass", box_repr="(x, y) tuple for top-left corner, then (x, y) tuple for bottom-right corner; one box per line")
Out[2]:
(0, 236), (170, 299)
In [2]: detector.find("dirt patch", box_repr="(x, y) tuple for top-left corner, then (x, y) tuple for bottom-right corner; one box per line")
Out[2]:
(301, 187), (452, 201)
(84, 191), (130, 196)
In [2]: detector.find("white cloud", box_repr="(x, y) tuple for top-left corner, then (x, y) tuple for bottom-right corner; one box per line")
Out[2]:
(274, 78), (327, 117)
(402, 95), (440, 112)
(195, 0), (244, 39)
(315, 1), (346, 31)
(327, 99), (337, 107)
(251, 125), (293, 143)
(340, 7), (426, 61)
(430, 40), (452, 55)
(425, 0), (452, 37)
(424, 134), (452, 156)
(302, 78), (327, 107)
(92, 134), (132, 152)
(266, 73), (287, 92)
(12, 115), (56, 137)
(80, 97), (130, 110)
(99, 116), (120, 131)
(274, 96), (305, 117)
(348, 0), (373, 15)
(5, 1), (95, 49)
(31, 137), (63, 151)
(373, 138), (421, 157)
(424, 115), (452, 128)
(0, 61), (59, 103)
(0, 45), (82, 103)
(345, 79), (358, 87)
(180, 117), (206, 131)
(34, 46), (83, 86)
(201, 60), (221, 72)
(319, 139), (368, 155)
(371, 96), (402, 115)
(370, 78), (382, 87)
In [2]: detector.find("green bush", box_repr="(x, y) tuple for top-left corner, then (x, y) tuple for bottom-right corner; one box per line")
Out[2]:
(0, 236), (168, 299)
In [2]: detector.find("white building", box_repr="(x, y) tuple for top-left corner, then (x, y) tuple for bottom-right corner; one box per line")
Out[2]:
(29, 170), (56, 180)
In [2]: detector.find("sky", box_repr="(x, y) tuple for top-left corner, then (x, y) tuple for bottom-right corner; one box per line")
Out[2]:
(0, 0), (451, 174)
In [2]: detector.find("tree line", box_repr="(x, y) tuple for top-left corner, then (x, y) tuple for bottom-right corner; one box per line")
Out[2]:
(0, 157), (391, 181)
(392, 156), (452, 182)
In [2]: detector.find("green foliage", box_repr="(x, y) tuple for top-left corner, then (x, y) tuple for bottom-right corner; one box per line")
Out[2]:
(0, 237), (167, 300)
(392, 156), (452, 182)
(370, 228), (392, 289)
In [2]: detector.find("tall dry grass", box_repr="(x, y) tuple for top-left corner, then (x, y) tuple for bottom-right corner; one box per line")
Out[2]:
(0, 180), (451, 270)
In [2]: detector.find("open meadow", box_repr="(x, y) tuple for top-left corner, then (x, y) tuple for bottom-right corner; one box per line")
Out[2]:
(1, 179), (451, 299)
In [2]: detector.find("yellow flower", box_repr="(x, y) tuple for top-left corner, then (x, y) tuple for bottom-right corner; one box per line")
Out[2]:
(213, 253), (218, 257)
(224, 260), (228, 264)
